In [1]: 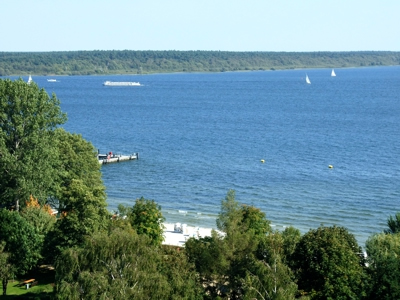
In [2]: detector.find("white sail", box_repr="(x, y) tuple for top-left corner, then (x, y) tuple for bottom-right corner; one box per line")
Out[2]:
(331, 69), (336, 77)
(306, 74), (311, 84)
(27, 75), (32, 84)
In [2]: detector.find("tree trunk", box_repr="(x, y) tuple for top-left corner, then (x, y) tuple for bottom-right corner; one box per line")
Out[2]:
(15, 199), (19, 212)
(2, 278), (7, 296)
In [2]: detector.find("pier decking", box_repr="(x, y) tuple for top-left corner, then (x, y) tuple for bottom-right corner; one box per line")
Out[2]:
(98, 152), (139, 165)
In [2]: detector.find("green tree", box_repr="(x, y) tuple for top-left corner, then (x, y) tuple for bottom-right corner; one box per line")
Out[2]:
(0, 209), (42, 277)
(158, 246), (204, 300)
(216, 189), (242, 234)
(366, 232), (400, 299)
(241, 204), (272, 237)
(20, 204), (56, 238)
(186, 190), (288, 299)
(281, 226), (301, 266)
(51, 128), (106, 211)
(217, 190), (272, 238)
(128, 197), (165, 246)
(55, 228), (202, 299)
(242, 257), (297, 300)
(185, 233), (230, 298)
(291, 225), (368, 299)
(385, 212), (400, 234)
(250, 230), (299, 300)
(43, 129), (109, 263)
(0, 78), (67, 210)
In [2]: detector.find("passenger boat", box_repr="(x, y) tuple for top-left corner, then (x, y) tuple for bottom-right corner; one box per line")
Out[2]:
(103, 81), (141, 86)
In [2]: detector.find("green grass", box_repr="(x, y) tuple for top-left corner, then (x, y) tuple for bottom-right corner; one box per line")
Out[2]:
(1, 267), (55, 299)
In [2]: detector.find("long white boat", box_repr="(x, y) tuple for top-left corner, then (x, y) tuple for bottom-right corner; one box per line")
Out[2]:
(103, 81), (141, 86)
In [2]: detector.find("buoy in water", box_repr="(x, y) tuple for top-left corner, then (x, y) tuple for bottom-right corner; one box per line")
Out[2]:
(261, 159), (265, 163)
(328, 165), (333, 169)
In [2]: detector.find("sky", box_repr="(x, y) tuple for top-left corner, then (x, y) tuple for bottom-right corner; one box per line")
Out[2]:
(1, 0), (399, 52)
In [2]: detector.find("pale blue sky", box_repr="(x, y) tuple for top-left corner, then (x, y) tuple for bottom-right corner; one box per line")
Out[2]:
(1, 0), (399, 52)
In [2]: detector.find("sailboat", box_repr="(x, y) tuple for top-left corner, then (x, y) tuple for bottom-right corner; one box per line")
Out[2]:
(305, 74), (311, 84)
(331, 69), (336, 77)
(27, 75), (33, 84)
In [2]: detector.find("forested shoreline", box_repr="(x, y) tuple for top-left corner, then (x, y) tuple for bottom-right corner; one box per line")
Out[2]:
(1, 50), (400, 76)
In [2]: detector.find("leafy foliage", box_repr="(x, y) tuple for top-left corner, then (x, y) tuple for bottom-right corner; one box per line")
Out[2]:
(366, 232), (400, 299)
(43, 129), (109, 263)
(0, 78), (66, 210)
(55, 228), (202, 299)
(385, 212), (400, 234)
(187, 190), (296, 299)
(21, 195), (56, 236)
(128, 197), (165, 246)
(0, 209), (42, 276)
(291, 225), (368, 299)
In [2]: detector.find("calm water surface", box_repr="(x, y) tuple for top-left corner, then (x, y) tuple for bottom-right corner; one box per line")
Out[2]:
(8, 67), (400, 246)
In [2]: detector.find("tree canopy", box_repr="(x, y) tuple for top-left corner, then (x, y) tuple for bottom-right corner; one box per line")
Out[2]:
(366, 232), (400, 299)
(0, 209), (42, 276)
(43, 129), (109, 263)
(291, 225), (368, 299)
(0, 78), (67, 210)
(385, 212), (400, 234)
(54, 228), (203, 300)
(127, 197), (165, 246)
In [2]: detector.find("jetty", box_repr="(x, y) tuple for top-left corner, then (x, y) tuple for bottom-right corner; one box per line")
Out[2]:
(98, 152), (139, 165)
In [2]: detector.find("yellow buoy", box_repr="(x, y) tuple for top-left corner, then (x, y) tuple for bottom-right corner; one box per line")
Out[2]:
(328, 165), (333, 169)
(261, 159), (265, 163)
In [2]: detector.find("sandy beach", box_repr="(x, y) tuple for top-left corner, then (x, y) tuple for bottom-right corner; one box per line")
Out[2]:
(162, 223), (222, 247)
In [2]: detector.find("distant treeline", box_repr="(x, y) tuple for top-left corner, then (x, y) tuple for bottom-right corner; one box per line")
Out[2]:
(1, 50), (400, 76)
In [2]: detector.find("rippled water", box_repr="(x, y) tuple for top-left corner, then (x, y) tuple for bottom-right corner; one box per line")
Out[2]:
(10, 66), (400, 246)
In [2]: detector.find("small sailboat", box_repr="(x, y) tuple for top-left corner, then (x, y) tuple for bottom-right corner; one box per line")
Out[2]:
(331, 69), (336, 77)
(27, 75), (33, 84)
(305, 74), (311, 84)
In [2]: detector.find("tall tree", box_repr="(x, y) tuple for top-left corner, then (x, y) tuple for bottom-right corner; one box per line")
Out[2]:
(128, 197), (165, 246)
(186, 190), (289, 299)
(385, 212), (400, 234)
(366, 232), (400, 299)
(0, 209), (42, 284)
(43, 129), (108, 262)
(291, 225), (368, 299)
(0, 78), (66, 210)
(54, 228), (202, 299)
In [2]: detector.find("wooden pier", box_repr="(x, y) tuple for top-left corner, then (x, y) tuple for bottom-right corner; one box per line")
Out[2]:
(98, 152), (139, 165)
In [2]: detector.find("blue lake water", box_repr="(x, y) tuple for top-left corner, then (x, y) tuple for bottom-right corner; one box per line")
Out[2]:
(7, 66), (400, 246)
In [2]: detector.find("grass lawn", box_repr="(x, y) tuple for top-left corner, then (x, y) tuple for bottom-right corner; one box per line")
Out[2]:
(2, 266), (55, 299)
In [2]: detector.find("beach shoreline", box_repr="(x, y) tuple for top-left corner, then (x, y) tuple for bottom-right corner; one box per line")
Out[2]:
(162, 222), (222, 247)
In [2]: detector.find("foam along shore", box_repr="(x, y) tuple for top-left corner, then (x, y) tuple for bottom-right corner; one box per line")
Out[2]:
(162, 223), (224, 247)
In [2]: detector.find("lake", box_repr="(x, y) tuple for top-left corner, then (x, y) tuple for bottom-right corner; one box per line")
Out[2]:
(8, 66), (400, 246)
